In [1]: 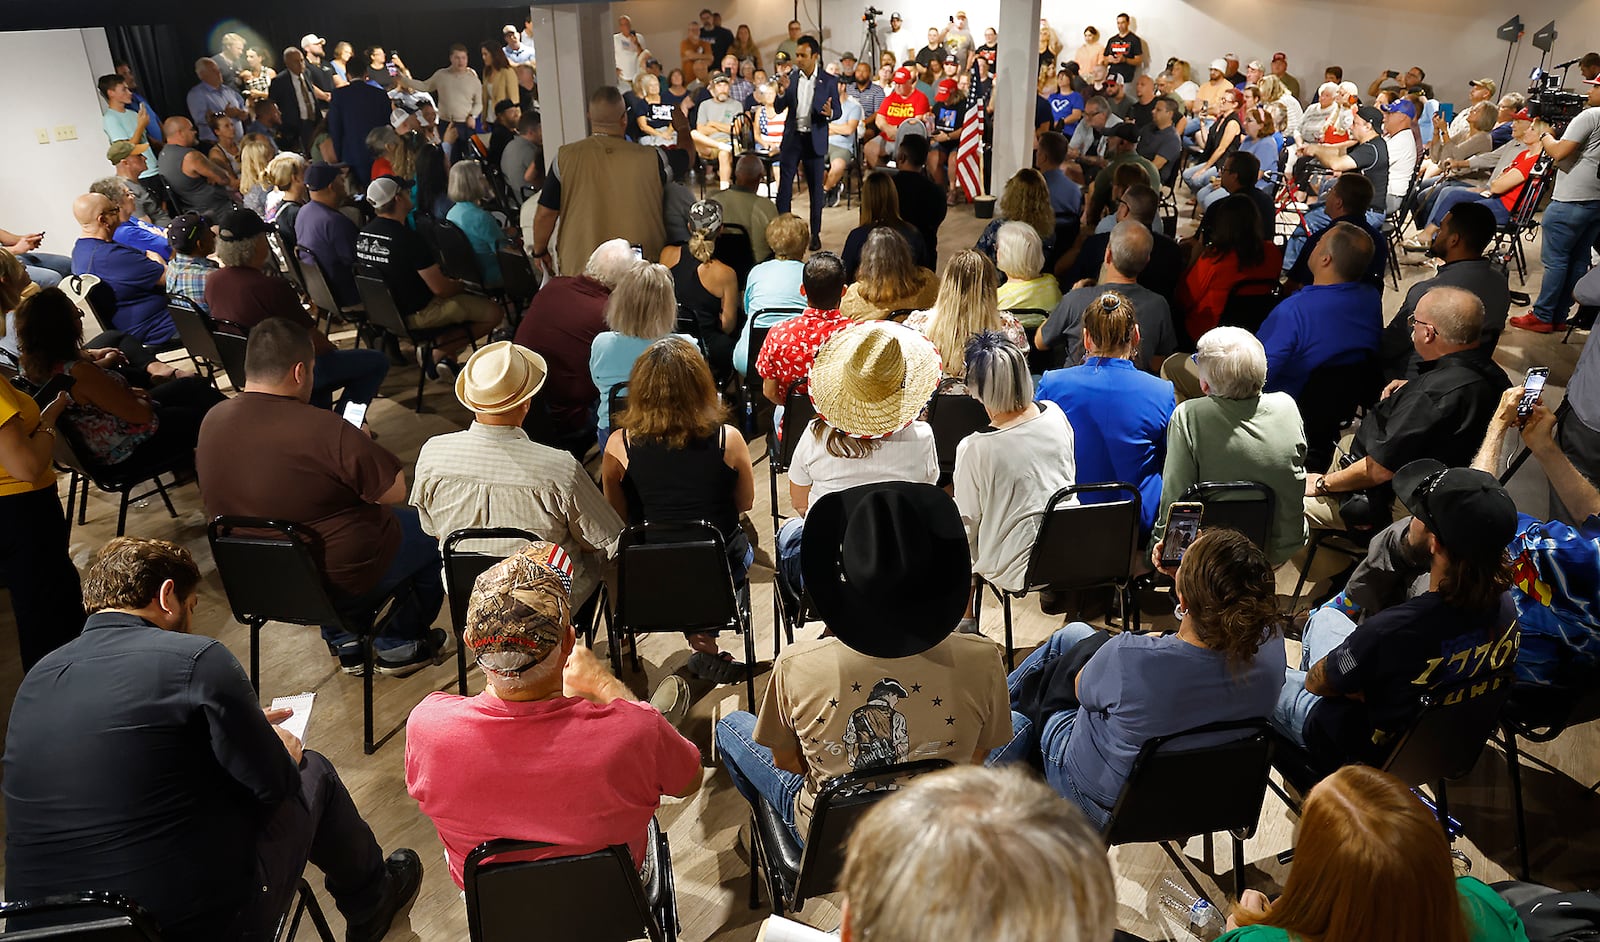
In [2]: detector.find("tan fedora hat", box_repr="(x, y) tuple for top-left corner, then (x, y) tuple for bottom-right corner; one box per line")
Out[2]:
(807, 322), (940, 439)
(455, 341), (548, 414)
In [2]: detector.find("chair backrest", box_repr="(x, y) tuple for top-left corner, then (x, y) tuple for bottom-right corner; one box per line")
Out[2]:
(615, 521), (740, 634)
(211, 326), (250, 390)
(442, 528), (540, 638)
(607, 381), (629, 433)
(1383, 670), (1516, 786)
(167, 295), (224, 377)
(1022, 482), (1141, 594)
(791, 759), (953, 907)
(265, 230), (305, 292)
(431, 218), (486, 288)
(0, 892), (163, 941)
(354, 274), (413, 340)
(716, 223), (757, 287)
(207, 516), (346, 628)
(1507, 158), (1554, 230)
(1181, 480), (1275, 553)
(925, 379), (992, 476)
(1103, 719), (1275, 845)
(769, 379), (816, 472)
(1219, 277), (1282, 333)
(499, 250), (539, 310)
(1298, 356), (1381, 469)
(464, 838), (660, 942)
(295, 246), (345, 315)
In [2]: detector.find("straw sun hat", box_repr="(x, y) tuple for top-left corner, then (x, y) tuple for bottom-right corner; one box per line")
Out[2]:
(454, 341), (548, 414)
(807, 322), (941, 439)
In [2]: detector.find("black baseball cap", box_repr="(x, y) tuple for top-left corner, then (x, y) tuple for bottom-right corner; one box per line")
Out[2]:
(167, 212), (210, 254)
(1108, 123), (1141, 141)
(215, 207), (274, 241)
(1393, 460), (1517, 562)
(1354, 105), (1384, 128)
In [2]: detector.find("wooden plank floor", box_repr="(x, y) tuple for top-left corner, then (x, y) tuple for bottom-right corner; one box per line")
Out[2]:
(0, 188), (1597, 940)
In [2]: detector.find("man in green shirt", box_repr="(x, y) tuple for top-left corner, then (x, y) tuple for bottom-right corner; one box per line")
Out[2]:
(1085, 124), (1161, 227)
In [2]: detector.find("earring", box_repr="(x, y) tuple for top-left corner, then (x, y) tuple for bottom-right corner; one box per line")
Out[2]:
(1173, 603), (1188, 621)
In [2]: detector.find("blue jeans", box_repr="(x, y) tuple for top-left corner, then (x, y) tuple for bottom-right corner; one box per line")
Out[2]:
(1532, 199), (1600, 325)
(1283, 207), (1387, 270)
(776, 517), (804, 594)
(715, 710), (805, 846)
(1183, 163), (1220, 195)
(1426, 187), (1510, 229)
(310, 348), (391, 412)
(1270, 607), (1360, 747)
(20, 252), (72, 289)
(326, 506), (445, 655)
(986, 621), (1109, 829)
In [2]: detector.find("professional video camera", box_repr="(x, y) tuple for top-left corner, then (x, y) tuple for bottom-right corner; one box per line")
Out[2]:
(1525, 68), (1587, 135)
(862, 5), (883, 25)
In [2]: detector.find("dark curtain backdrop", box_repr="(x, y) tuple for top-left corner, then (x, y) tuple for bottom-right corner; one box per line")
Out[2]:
(106, 8), (527, 123)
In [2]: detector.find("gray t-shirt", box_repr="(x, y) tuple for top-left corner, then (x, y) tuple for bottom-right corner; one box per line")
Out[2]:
(1552, 106), (1600, 203)
(1040, 282), (1177, 371)
(696, 97), (743, 138)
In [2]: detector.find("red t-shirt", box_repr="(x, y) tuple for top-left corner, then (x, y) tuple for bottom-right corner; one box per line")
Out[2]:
(754, 308), (853, 394)
(879, 90), (930, 128)
(404, 691), (701, 888)
(1497, 149), (1539, 211)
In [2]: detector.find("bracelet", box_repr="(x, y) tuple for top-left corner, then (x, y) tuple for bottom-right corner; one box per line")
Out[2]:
(531, 248), (550, 259)
(32, 426), (56, 439)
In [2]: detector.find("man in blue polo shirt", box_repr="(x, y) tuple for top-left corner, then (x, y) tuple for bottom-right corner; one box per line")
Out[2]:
(1258, 221), (1382, 398)
(69, 192), (173, 344)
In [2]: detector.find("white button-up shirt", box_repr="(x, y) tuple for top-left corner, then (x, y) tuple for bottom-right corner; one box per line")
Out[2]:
(794, 67), (817, 132)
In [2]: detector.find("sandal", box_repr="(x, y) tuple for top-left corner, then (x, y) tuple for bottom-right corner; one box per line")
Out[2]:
(688, 650), (748, 685)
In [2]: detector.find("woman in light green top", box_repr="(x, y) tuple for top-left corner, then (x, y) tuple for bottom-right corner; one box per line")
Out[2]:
(1220, 764), (1527, 942)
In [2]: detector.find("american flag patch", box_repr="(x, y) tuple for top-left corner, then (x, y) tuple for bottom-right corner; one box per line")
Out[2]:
(543, 543), (574, 593)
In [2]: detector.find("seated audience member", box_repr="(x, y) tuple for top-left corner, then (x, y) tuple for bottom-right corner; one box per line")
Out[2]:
(841, 228), (939, 322)
(515, 239), (639, 449)
(1138, 98), (1183, 184)
(842, 172), (933, 277)
(821, 87), (864, 211)
(16, 288), (221, 473)
(262, 151), (308, 238)
(1194, 150), (1275, 235)
(69, 193), (173, 344)
(205, 208), (389, 411)
(106, 141), (170, 228)
(1221, 765), (1527, 941)
(839, 766), (1116, 942)
(904, 250), (1027, 379)
(1084, 126), (1161, 228)
(1037, 293), (1175, 539)
(589, 263), (690, 447)
(238, 136), (276, 215)
(89, 177), (170, 262)
(1255, 223), (1380, 398)
(734, 215), (809, 378)
(1035, 131), (1085, 224)
(485, 99), (522, 170)
(196, 318), (448, 674)
(1178, 194), (1283, 344)
(295, 163), (361, 306)
(1275, 461), (1518, 768)
(355, 176), (503, 380)
(710, 155), (779, 263)
(994, 222), (1063, 314)
(1063, 185), (1182, 308)
(1089, 163), (1157, 238)
(444, 161), (507, 290)
(1066, 96), (1120, 186)
(1380, 203), (1508, 380)
(1151, 328), (1308, 566)
(1304, 286), (1510, 533)
(1283, 173), (1387, 291)
(1286, 107), (1390, 267)
(865, 66), (932, 169)
(756, 252), (852, 406)
(500, 111), (544, 207)
(1184, 87), (1245, 195)
(1199, 108), (1281, 211)
(955, 332), (1077, 600)
(2, 537), (421, 942)
(887, 136), (947, 258)
(716, 481), (1011, 844)
(1403, 116), (1545, 252)
(975, 169), (1056, 263)
(991, 528), (1286, 827)
(165, 212), (219, 311)
(661, 200), (741, 383)
(405, 540), (698, 889)
(157, 115), (238, 215)
(600, 336), (755, 684)
(412, 344), (623, 616)
(775, 323), (939, 594)
(1039, 221), (1176, 372)
(2, 230), (73, 293)
(691, 73), (741, 188)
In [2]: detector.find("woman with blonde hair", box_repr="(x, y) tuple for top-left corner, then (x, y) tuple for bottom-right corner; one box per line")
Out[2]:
(661, 200), (741, 383)
(600, 335), (755, 684)
(975, 168), (1055, 261)
(730, 24), (761, 70)
(840, 227), (939, 322)
(841, 171), (931, 277)
(632, 73), (677, 147)
(1220, 765), (1526, 941)
(994, 222), (1063, 314)
(589, 263), (691, 447)
(262, 152), (307, 231)
(905, 250), (1026, 378)
(733, 214), (809, 378)
(237, 135), (277, 215)
(1038, 18), (1064, 73)
(1257, 74), (1303, 142)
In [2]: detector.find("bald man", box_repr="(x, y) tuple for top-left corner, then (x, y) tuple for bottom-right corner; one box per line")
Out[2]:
(157, 116), (237, 215)
(69, 193), (176, 344)
(186, 56), (247, 142)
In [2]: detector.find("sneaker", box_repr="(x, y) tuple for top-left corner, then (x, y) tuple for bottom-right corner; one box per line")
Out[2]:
(824, 184), (842, 208)
(1400, 238), (1428, 253)
(375, 628), (452, 677)
(649, 675), (692, 726)
(327, 641), (368, 676)
(687, 650), (748, 685)
(345, 849), (423, 942)
(1508, 312), (1556, 334)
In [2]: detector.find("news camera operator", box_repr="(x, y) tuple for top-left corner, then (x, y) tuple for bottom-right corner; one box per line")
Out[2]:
(1511, 72), (1600, 334)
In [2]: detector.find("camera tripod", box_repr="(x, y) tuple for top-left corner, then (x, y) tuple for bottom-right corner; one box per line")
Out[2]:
(860, 16), (884, 69)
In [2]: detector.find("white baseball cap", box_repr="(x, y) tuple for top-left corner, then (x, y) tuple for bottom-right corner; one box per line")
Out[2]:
(300, 33), (326, 48)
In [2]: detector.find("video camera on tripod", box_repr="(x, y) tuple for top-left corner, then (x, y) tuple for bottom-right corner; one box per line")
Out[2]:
(862, 6), (883, 26)
(1525, 68), (1587, 135)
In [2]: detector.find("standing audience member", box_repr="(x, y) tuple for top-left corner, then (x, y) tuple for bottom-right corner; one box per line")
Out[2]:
(328, 65), (395, 188)
(1512, 80), (1600, 333)
(888, 136), (948, 259)
(270, 47), (324, 154)
(70, 193), (173, 344)
(186, 57), (248, 143)
(402, 44), (482, 144)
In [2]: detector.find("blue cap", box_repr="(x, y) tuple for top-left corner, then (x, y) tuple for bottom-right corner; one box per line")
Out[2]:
(1382, 98), (1417, 120)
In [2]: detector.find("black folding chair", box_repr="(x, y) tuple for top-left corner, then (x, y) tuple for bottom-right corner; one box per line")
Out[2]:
(1102, 719), (1275, 900)
(464, 818), (678, 942)
(716, 223), (757, 287)
(166, 295), (225, 387)
(354, 274), (450, 413)
(431, 218), (490, 294)
(1218, 277), (1282, 333)
(747, 759), (951, 917)
(1499, 684), (1600, 880)
(0, 892), (163, 941)
(975, 482), (1143, 668)
(50, 420), (185, 538)
(442, 527), (540, 695)
(1182, 480), (1276, 555)
(1384, 159), (1428, 290)
(295, 246), (369, 342)
(208, 516), (425, 755)
(211, 325), (251, 391)
(925, 377), (991, 482)
(1297, 356), (1381, 476)
(769, 380), (817, 655)
(498, 249), (539, 315)
(607, 381), (629, 434)
(738, 312), (802, 438)
(266, 230), (306, 295)
(1491, 159), (1555, 287)
(603, 520), (756, 708)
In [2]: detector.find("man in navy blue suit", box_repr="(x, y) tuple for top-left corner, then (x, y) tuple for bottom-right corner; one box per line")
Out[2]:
(328, 65), (395, 187)
(776, 36), (841, 250)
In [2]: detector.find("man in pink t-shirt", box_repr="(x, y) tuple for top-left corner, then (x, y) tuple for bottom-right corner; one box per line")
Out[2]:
(404, 541), (701, 887)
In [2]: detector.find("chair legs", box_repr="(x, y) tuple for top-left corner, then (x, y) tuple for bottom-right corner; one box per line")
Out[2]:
(1000, 592), (1015, 672)
(455, 628), (470, 696)
(285, 879), (337, 942)
(249, 618), (263, 693)
(1502, 727), (1532, 880)
(1231, 833), (1246, 901)
(362, 636), (375, 755)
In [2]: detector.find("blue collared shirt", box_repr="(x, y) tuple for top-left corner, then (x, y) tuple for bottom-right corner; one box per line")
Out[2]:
(1257, 281), (1383, 398)
(186, 81), (245, 141)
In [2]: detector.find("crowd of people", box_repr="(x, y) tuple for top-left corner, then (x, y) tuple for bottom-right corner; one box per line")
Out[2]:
(0, 9), (1599, 941)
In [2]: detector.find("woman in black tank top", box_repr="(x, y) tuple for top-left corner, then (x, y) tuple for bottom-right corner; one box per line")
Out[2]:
(659, 200), (741, 386)
(600, 336), (755, 684)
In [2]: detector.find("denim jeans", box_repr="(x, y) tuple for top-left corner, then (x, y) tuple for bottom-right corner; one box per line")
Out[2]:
(775, 517), (804, 594)
(1532, 199), (1600, 325)
(326, 505), (445, 655)
(1270, 607), (1360, 747)
(310, 348), (391, 412)
(20, 252), (72, 289)
(986, 621), (1109, 829)
(1283, 207), (1387, 270)
(1183, 162), (1220, 195)
(715, 710), (805, 846)
(1426, 187), (1510, 229)
(1182, 115), (1214, 149)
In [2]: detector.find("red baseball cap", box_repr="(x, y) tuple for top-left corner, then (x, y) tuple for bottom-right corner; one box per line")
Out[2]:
(936, 78), (957, 102)
(892, 66), (913, 84)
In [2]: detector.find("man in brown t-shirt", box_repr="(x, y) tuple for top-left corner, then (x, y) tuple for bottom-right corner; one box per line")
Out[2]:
(714, 482), (1011, 843)
(196, 317), (447, 675)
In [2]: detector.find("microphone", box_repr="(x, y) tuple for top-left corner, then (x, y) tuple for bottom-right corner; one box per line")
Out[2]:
(1552, 57), (1582, 69)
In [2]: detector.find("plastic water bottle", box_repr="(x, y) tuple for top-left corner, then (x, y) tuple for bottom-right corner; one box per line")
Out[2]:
(1158, 878), (1225, 939)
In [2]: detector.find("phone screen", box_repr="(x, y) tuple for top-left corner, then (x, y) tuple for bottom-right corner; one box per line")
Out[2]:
(1519, 367), (1548, 418)
(1161, 503), (1204, 568)
(342, 400), (368, 429)
(630, 244), (643, 259)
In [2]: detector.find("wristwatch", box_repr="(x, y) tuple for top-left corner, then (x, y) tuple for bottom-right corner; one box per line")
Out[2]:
(531, 248), (550, 259)
(1314, 475), (1332, 496)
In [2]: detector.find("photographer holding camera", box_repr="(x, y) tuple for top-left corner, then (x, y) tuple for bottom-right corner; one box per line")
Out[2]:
(1510, 74), (1600, 334)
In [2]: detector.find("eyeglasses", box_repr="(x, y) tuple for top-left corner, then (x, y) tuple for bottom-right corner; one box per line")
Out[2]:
(1407, 313), (1437, 333)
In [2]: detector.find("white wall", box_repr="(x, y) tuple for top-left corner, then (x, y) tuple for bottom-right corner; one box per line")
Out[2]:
(1, 29), (117, 256)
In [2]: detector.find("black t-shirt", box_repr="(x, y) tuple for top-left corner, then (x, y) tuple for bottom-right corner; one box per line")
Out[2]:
(1351, 346), (1512, 471)
(633, 98), (676, 134)
(1035, 94), (1052, 129)
(1103, 32), (1143, 81)
(355, 216), (436, 316)
(934, 101), (965, 136)
(1307, 591), (1518, 764)
(976, 43), (998, 73)
(1346, 137), (1390, 205)
(1124, 99), (1155, 131)
(703, 26), (734, 63)
(1202, 113), (1242, 162)
(893, 170), (948, 255)
(915, 44), (946, 70)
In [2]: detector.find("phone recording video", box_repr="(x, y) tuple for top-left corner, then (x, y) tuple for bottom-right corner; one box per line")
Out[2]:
(1160, 502), (1204, 568)
(1518, 367), (1548, 419)
(342, 400), (369, 430)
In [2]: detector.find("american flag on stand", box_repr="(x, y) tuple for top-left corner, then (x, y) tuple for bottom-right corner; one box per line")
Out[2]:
(955, 101), (986, 202)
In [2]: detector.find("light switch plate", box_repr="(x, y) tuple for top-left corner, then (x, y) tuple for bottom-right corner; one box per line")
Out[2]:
(52, 125), (78, 142)
(34, 128), (50, 144)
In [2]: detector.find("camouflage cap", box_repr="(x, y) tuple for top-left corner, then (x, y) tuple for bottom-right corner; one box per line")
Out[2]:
(463, 541), (574, 674)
